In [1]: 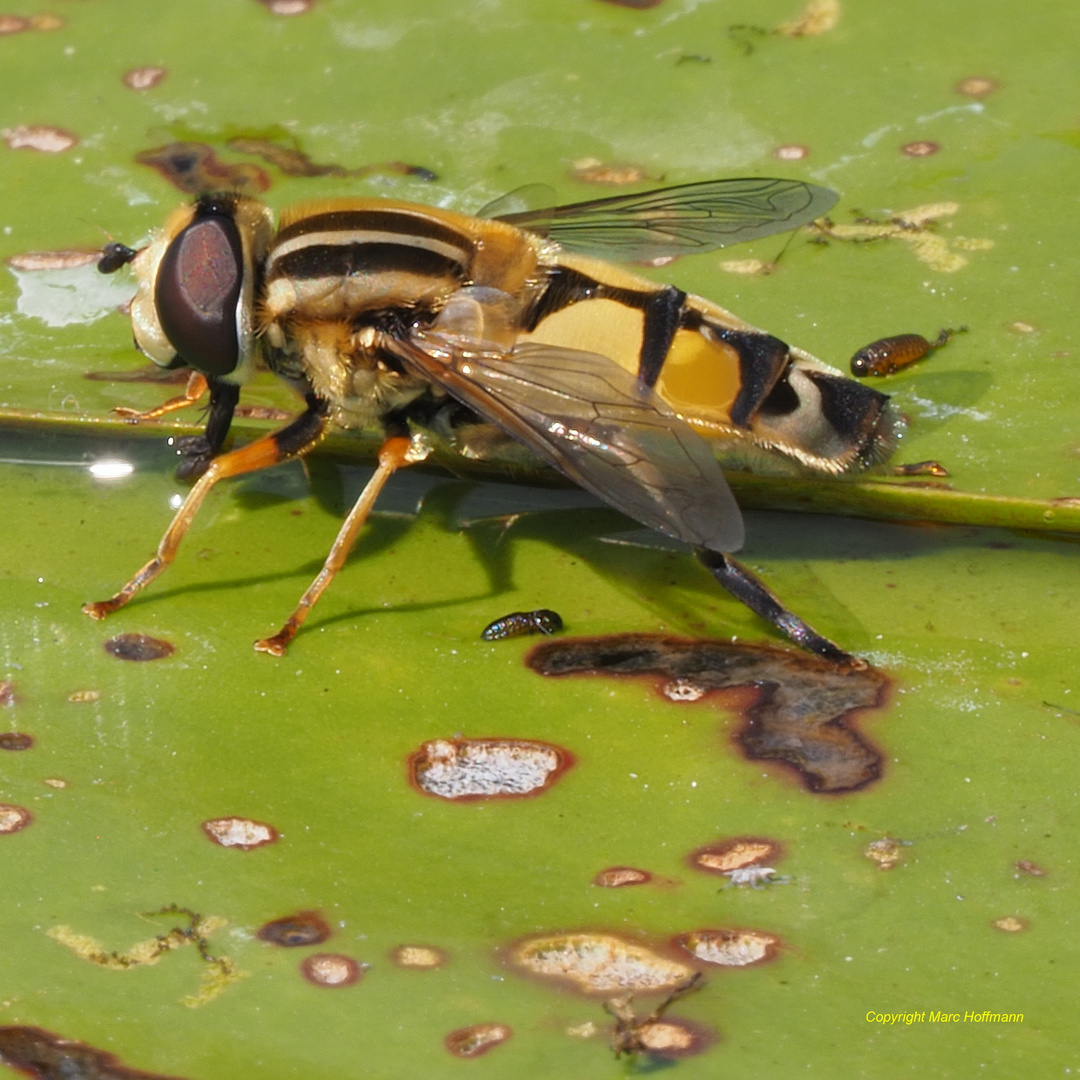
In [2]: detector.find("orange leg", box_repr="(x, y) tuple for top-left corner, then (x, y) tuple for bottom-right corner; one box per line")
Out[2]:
(83, 405), (327, 621)
(113, 371), (209, 421)
(254, 436), (428, 656)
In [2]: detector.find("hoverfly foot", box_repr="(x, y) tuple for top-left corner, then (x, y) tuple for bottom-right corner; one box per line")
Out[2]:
(254, 625), (297, 656)
(174, 436), (214, 482)
(82, 599), (119, 621)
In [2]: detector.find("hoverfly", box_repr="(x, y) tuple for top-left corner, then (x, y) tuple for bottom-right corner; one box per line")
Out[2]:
(87, 178), (899, 661)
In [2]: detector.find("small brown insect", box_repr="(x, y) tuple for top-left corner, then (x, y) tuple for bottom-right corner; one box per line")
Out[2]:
(893, 460), (949, 477)
(850, 327), (966, 377)
(481, 609), (563, 641)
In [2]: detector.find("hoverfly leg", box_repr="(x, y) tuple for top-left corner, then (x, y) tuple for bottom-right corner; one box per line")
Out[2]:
(696, 549), (862, 667)
(83, 397), (328, 621)
(174, 379), (242, 481)
(254, 434), (431, 657)
(113, 371), (210, 422)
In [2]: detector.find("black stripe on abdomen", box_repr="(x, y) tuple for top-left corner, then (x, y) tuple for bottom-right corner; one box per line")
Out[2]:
(526, 266), (687, 388)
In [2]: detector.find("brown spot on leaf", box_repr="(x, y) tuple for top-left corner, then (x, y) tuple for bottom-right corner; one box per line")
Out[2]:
(992, 916), (1027, 933)
(605, 973), (711, 1058)
(0, 15), (27, 35)
(510, 932), (694, 996)
(47, 906), (242, 1008)
(135, 142), (270, 196)
(594, 867), (651, 888)
(226, 137), (435, 182)
(28, 14), (63, 31)
(0, 1026), (189, 1080)
(570, 158), (651, 185)
(0, 732), (33, 751)
(661, 678), (705, 701)
(444, 1023), (512, 1058)
(103, 633), (175, 662)
(0, 804), (31, 834)
(776, 0), (840, 36)
(956, 76), (998, 98)
(123, 66), (167, 91)
(201, 816), (277, 850)
(67, 690), (101, 703)
(390, 944), (448, 969)
(7, 250), (99, 271)
(675, 929), (779, 967)
(3, 125), (77, 153)
(408, 737), (573, 800)
(43, 778), (66, 789)
(865, 836), (907, 869)
(257, 0), (315, 12)
(690, 838), (779, 874)
(1015, 859), (1046, 877)
(256, 911), (330, 947)
(632, 1019), (709, 1056)
(528, 635), (887, 794)
(0, 680), (16, 706)
(300, 953), (363, 987)
(902, 140), (940, 157)
(773, 144), (809, 160)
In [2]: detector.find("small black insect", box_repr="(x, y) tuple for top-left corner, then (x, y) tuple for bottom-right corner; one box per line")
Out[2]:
(481, 609), (564, 641)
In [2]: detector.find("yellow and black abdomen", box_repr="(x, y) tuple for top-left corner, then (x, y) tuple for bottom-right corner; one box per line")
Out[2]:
(520, 251), (897, 475)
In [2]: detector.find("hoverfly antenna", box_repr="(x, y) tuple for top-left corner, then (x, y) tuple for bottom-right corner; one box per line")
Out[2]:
(98, 242), (139, 274)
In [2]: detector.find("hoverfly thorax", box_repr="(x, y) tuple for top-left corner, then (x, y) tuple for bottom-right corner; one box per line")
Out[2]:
(125, 193), (272, 382)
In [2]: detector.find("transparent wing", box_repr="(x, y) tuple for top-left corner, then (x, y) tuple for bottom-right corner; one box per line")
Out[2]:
(492, 177), (837, 261)
(476, 183), (558, 220)
(393, 333), (745, 553)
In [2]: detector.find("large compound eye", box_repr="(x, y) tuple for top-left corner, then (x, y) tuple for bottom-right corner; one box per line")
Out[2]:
(155, 212), (244, 377)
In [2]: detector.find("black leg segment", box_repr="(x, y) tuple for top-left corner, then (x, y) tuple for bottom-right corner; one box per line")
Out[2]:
(696, 548), (859, 665)
(175, 379), (241, 481)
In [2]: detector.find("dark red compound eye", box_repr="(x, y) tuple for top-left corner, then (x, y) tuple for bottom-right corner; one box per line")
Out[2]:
(155, 211), (244, 377)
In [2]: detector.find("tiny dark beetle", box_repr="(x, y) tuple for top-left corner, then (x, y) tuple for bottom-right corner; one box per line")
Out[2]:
(481, 609), (564, 641)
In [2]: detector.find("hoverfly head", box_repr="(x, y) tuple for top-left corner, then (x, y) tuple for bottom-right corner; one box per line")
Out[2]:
(128, 192), (273, 380)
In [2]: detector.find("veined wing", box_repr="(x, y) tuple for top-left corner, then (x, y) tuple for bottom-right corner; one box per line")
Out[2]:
(393, 333), (745, 554)
(476, 183), (558, 220)
(492, 178), (837, 262)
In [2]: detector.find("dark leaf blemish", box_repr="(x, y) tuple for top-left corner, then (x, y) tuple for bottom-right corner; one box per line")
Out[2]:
(226, 137), (436, 182)
(444, 1024), (511, 1058)
(528, 635), (888, 793)
(0, 732), (33, 751)
(103, 634), (175, 662)
(134, 142), (270, 196)
(257, 911), (331, 947)
(0, 1026), (188, 1080)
